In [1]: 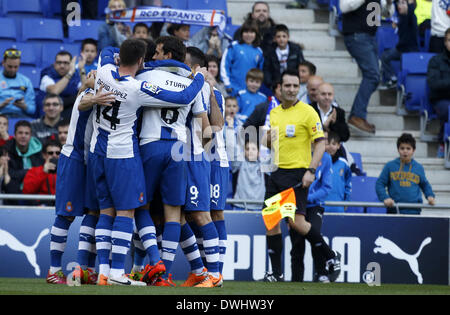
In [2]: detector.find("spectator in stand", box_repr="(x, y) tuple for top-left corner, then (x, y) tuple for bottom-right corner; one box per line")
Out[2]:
(98, 0), (132, 52)
(375, 133), (435, 214)
(39, 51), (83, 119)
(31, 94), (64, 145)
(306, 75), (324, 105)
(0, 115), (13, 147)
(0, 48), (36, 117)
(323, 131), (352, 213)
(56, 119), (70, 146)
(133, 23), (150, 39)
(3, 120), (44, 204)
(297, 61), (316, 103)
(191, 27), (231, 59)
(223, 96), (241, 196)
(78, 39), (99, 76)
(234, 1), (277, 52)
(221, 21), (264, 97)
(236, 68), (267, 124)
(415, 0), (432, 38)
(22, 140), (61, 205)
(380, 0), (419, 89)
(205, 55), (228, 97)
(340, 0), (394, 134)
(167, 24), (192, 46)
(427, 27), (450, 158)
(263, 24), (304, 93)
(0, 147), (11, 198)
(231, 140), (266, 210)
(429, 0), (450, 53)
(124, 0), (160, 6)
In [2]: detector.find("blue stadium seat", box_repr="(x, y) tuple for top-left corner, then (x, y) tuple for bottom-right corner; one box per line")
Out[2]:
(328, 0), (342, 36)
(68, 19), (104, 43)
(41, 43), (80, 68)
(2, 0), (44, 18)
(350, 152), (364, 173)
(347, 176), (385, 214)
(162, 0), (188, 9)
(376, 23), (398, 57)
(97, 0), (109, 19)
(224, 24), (240, 39)
(419, 83), (439, 142)
(187, 0), (227, 14)
(19, 66), (42, 90)
(0, 17), (17, 41)
(396, 52), (436, 115)
(21, 18), (64, 43)
(444, 120), (450, 169)
(418, 28), (431, 52)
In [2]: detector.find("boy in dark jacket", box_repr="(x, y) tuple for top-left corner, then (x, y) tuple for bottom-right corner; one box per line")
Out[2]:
(263, 24), (304, 91)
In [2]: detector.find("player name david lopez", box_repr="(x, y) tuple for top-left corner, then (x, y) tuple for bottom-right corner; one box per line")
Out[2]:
(176, 299), (275, 312)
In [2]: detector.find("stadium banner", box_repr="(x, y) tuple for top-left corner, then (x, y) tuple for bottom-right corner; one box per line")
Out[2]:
(109, 7), (227, 32)
(0, 208), (448, 285)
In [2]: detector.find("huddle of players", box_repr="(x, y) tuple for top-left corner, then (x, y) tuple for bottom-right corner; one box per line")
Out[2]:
(47, 36), (229, 287)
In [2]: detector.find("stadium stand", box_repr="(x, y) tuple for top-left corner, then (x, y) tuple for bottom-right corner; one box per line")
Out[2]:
(418, 28), (431, 53)
(350, 152), (364, 174)
(19, 66), (42, 91)
(41, 43), (80, 68)
(419, 83), (439, 142)
(187, 0), (228, 14)
(347, 176), (385, 214)
(6, 117), (34, 136)
(68, 19), (104, 43)
(163, 0), (188, 9)
(328, 0), (342, 36)
(396, 52), (436, 115)
(0, 17), (17, 42)
(21, 18), (65, 43)
(1, 0), (44, 18)
(445, 119), (450, 169)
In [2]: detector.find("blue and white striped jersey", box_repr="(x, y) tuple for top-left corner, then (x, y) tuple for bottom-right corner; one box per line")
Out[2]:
(61, 88), (95, 163)
(89, 47), (205, 159)
(136, 60), (206, 145)
(207, 89), (229, 167)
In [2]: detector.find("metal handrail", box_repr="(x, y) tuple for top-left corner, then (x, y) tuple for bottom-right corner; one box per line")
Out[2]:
(1, 194), (449, 212)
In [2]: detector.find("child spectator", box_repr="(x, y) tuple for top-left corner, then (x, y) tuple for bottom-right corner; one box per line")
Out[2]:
(376, 133), (435, 214)
(297, 60), (316, 103)
(78, 39), (99, 76)
(0, 115), (13, 147)
(324, 132), (352, 213)
(263, 24), (304, 91)
(133, 23), (150, 39)
(167, 24), (192, 46)
(231, 140), (265, 210)
(221, 21), (264, 96)
(205, 54), (228, 97)
(223, 96), (241, 196)
(236, 68), (267, 124)
(380, 0), (419, 89)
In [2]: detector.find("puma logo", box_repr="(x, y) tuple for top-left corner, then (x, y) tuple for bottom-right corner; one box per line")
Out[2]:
(0, 228), (50, 276)
(211, 199), (218, 206)
(373, 236), (432, 284)
(191, 200), (199, 207)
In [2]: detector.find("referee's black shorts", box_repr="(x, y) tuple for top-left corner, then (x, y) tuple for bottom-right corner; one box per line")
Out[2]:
(264, 168), (308, 216)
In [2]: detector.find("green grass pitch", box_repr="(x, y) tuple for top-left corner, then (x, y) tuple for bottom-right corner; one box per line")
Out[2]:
(0, 278), (449, 295)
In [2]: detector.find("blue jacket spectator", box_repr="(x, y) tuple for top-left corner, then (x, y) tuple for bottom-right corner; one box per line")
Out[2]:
(324, 156), (352, 212)
(220, 22), (264, 96)
(0, 49), (36, 117)
(307, 152), (333, 208)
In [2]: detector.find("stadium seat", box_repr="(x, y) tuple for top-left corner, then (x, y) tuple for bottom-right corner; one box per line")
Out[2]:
(419, 83), (439, 142)
(396, 52), (436, 115)
(187, 0), (227, 15)
(328, 0), (342, 36)
(2, 0), (44, 18)
(41, 43), (80, 68)
(162, 0), (188, 9)
(97, 0), (109, 19)
(418, 28), (431, 52)
(376, 23), (398, 57)
(444, 120), (450, 169)
(0, 17), (17, 41)
(7, 117), (34, 136)
(21, 18), (65, 43)
(347, 176), (385, 214)
(68, 19), (104, 43)
(224, 24), (240, 39)
(2, 42), (42, 67)
(19, 66), (42, 90)
(350, 152), (364, 174)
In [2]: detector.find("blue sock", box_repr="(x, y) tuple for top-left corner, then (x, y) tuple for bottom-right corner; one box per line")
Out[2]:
(189, 221), (206, 266)
(135, 209), (160, 265)
(200, 222), (220, 276)
(95, 214), (114, 276)
(161, 221), (180, 278)
(50, 215), (72, 272)
(155, 224), (163, 254)
(110, 216), (134, 278)
(77, 214), (98, 269)
(132, 231), (147, 270)
(180, 223), (204, 274)
(213, 220), (227, 274)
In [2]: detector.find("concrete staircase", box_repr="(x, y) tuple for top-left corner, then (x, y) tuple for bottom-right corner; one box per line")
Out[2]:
(227, 0), (450, 216)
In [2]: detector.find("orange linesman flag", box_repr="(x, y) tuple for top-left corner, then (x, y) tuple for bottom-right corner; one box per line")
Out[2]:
(261, 187), (297, 230)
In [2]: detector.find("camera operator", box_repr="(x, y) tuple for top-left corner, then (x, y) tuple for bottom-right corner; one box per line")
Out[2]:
(22, 140), (61, 206)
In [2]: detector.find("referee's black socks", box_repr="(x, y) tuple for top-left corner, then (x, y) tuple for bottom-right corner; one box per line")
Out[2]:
(304, 226), (335, 260)
(266, 234), (283, 277)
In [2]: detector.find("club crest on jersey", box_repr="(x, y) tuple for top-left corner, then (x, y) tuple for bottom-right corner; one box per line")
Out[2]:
(139, 192), (144, 203)
(142, 81), (161, 95)
(66, 201), (73, 212)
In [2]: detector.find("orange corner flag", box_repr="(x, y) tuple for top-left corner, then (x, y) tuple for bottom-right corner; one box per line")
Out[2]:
(262, 188), (297, 230)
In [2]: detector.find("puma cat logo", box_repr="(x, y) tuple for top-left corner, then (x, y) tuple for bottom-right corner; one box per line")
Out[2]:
(373, 236), (432, 284)
(0, 228), (50, 276)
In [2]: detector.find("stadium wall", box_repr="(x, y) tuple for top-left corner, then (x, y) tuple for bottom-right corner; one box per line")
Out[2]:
(0, 208), (448, 285)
